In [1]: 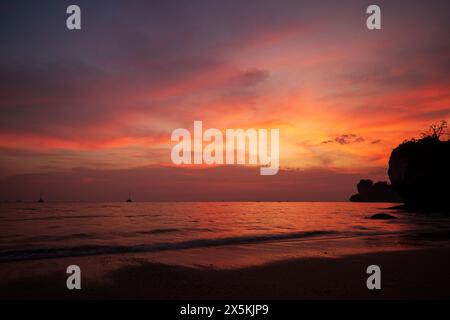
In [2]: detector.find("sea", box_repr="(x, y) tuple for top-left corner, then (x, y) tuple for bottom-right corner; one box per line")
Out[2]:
(1, 202), (450, 268)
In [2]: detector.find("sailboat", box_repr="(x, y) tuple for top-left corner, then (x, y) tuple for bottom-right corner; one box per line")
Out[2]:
(126, 192), (133, 203)
(38, 190), (44, 203)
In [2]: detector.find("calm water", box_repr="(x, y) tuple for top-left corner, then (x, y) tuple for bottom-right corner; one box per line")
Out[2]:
(1, 202), (450, 268)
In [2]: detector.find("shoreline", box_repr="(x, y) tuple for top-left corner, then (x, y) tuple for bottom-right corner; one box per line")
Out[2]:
(1, 246), (450, 299)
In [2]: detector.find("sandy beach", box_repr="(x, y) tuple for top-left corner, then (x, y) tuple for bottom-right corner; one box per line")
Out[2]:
(1, 246), (450, 300)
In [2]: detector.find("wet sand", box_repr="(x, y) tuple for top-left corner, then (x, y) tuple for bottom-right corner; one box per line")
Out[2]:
(1, 246), (450, 299)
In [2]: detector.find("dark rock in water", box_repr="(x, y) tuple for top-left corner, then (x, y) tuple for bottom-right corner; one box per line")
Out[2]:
(369, 213), (397, 220)
(350, 179), (402, 202)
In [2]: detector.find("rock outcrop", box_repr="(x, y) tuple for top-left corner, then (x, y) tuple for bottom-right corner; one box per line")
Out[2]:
(350, 179), (402, 203)
(369, 213), (397, 220)
(388, 136), (450, 211)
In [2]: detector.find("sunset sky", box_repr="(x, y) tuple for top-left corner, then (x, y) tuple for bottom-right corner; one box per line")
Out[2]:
(0, 0), (449, 201)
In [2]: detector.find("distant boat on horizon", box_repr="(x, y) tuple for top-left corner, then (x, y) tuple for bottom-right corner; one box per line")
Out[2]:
(126, 192), (133, 203)
(38, 190), (44, 203)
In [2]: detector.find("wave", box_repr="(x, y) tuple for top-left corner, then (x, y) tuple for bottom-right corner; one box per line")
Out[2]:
(4, 233), (96, 244)
(0, 230), (336, 263)
(136, 227), (215, 235)
(5, 215), (110, 222)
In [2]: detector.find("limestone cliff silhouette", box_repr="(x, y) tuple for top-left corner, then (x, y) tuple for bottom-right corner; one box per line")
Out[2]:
(388, 121), (450, 211)
(350, 121), (449, 209)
